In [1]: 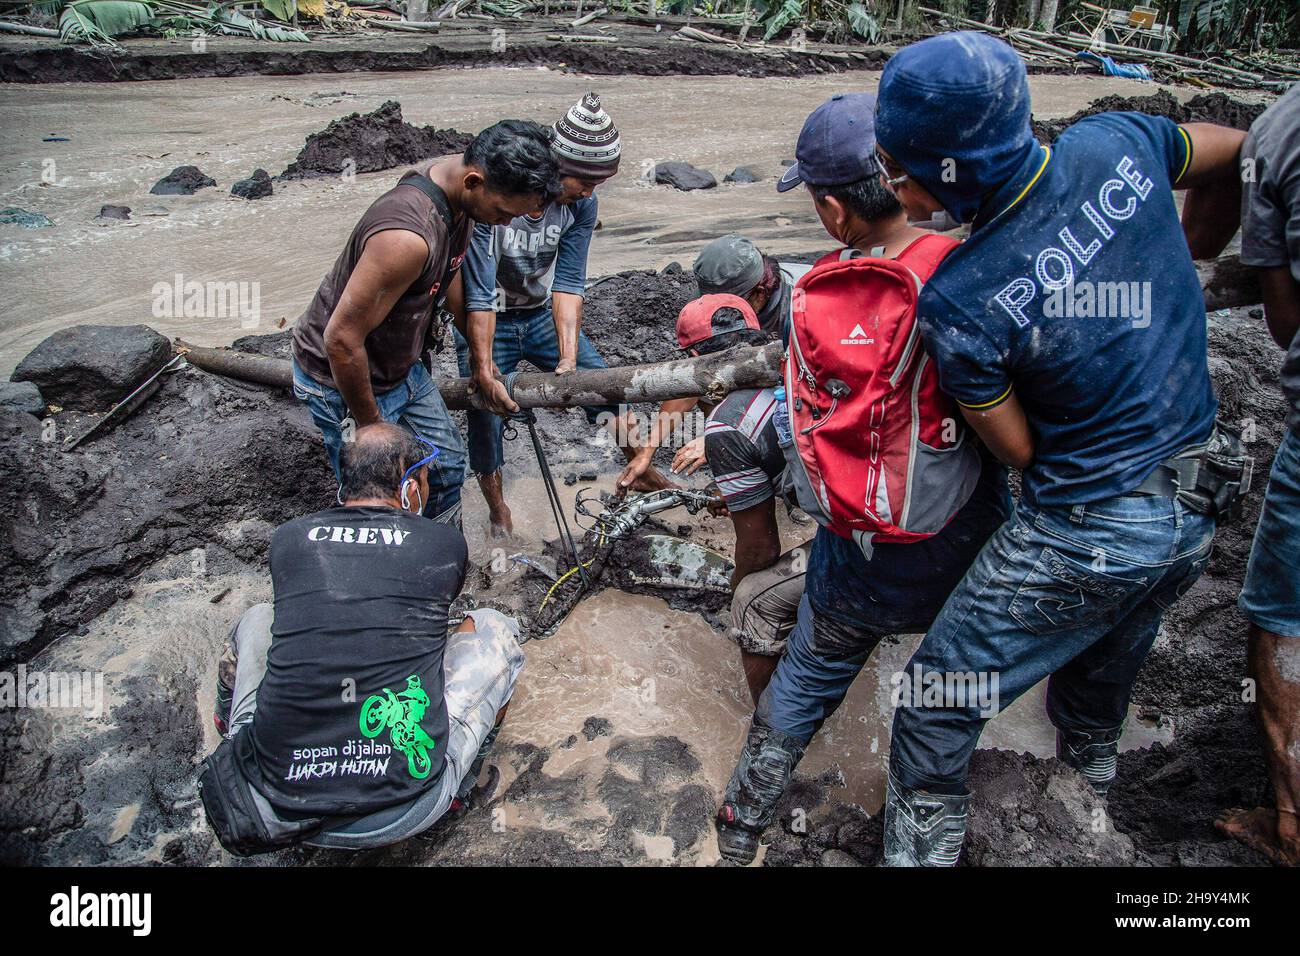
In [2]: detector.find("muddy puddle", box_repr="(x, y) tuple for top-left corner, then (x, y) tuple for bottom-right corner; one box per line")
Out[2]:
(462, 469), (1174, 823)
(1, 68), (1173, 374)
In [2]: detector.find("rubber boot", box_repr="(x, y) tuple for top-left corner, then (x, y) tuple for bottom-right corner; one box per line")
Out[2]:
(451, 722), (504, 814)
(882, 770), (970, 867)
(1056, 725), (1123, 796)
(715, 722), (806, 865)
(212, 643), (237, 736)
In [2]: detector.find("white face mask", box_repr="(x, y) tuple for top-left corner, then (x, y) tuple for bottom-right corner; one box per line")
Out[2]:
(400, 478), (423, 515)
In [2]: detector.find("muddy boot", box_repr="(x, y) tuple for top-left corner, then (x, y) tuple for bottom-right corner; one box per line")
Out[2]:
(715, 722), (806, 865)
(212, 643), (237, 736)
(1056, 725), (1123, 796)
(451, 722), (504, 814)
(883, 771), (969, 867)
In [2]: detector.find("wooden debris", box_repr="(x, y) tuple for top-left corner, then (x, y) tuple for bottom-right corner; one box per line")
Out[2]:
(545, 32), (617, 42)
(570, 5), (607, 28)
(0, 21), (61, 38)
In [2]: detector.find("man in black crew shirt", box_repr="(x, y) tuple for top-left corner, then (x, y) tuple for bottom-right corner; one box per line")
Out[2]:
(207, 423), (524, 850)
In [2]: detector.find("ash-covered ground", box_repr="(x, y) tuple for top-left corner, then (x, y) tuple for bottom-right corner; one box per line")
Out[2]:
(0, 262), (1285, 867)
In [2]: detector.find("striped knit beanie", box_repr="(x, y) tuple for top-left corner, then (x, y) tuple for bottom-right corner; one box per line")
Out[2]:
(552, 92), (621, 180)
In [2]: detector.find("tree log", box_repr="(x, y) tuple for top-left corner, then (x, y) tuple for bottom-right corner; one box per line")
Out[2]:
(175, 255), (1262, 409)
(176, 340), (785, 411)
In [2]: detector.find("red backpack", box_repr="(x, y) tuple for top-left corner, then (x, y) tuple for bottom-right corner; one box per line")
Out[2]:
(782, 234), (981, 555)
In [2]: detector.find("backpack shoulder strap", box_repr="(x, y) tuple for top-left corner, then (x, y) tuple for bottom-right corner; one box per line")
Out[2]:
(398, 171), (456, 235)
(894, 233), (960, 282)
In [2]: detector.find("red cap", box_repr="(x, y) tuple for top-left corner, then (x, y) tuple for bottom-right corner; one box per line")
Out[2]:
(675, 294), (761, 350)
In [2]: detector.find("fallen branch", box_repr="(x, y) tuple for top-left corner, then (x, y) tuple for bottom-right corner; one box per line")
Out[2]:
(175, 340), (786, 410)
(545, 32), (617, 42)
(675, 25), (737, 45)
(0, 21), (61, 37)
(366, 18), (442, 30)
(570, 5), (606, 28)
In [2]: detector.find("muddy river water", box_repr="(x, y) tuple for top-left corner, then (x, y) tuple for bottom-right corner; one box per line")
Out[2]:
(0, 67), (1162, 374)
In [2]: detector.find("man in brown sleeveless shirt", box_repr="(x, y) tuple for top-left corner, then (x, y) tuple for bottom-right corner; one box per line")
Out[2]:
(292, 121), (561, 525)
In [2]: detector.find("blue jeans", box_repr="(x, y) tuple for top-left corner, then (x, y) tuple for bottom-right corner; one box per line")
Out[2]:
(889, 493), (1215, 795)
(755, 593), (887, 744)
(454, 304), (617, 475)
(291, 359), (466, 521)
(1240, 427), (1300, 637)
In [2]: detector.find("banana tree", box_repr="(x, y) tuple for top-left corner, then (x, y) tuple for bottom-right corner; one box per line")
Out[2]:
(27, 0), (308, 46)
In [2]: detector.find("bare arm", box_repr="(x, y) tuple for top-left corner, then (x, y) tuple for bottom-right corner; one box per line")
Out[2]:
(1178, 123), (1247, 260)
(729, 498), (782, 591)
(323, 229), (427, 426)
(960, 391), (1035, 471)
(465, 305), (517, 417)
(1259, 266), (1300, 351)
(617, 396), (699, 490)
(444, 268), (466, 338)
(552, 291), (584, 376)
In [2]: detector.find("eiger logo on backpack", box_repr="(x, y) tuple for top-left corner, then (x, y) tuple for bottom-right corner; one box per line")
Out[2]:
(842, 322), (875, 346)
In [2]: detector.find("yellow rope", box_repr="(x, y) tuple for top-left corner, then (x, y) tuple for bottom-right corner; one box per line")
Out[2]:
(538, 529), (606, 613)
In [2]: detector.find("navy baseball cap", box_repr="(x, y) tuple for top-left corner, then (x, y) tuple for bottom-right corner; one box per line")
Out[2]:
(777, 92), (881, 193)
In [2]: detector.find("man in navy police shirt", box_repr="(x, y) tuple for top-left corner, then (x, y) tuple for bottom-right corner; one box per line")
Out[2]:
(872, 31), (1246, 866)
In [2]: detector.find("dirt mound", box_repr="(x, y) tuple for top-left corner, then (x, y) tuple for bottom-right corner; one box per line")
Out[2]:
(764, 750), (1136, 866)
(579, 269), (700, 368)
(0, 36), (890, 85)
(0, 367), (332, 664)
(290, 730), (718, 866)
(1032, 89), (1269, 142)
(279, 100), (474, 180)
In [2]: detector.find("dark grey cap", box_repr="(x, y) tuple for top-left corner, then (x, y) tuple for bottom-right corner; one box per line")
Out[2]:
(692, 234), (764, 297)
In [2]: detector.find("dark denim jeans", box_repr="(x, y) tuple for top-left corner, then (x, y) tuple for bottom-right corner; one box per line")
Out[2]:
(755, 593), (887, 744)
(889, 493), (1215, 795)
(291, 359), (466, 521)
(454, 304), (617, 475)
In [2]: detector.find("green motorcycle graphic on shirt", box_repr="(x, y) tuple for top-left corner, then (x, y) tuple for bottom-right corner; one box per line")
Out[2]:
(359, 675), (437, 779)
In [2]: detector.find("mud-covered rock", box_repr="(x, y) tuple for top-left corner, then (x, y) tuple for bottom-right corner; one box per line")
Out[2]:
(95, 204), (131, 221)
(654, 161), (717, 191)
(10, 323), (172, 412)
(149, 165), (216, 195)
(0, 207), (53, 228)
(724, 165), (764, 184)
(582, 715), (613, 741)
(0, 380), (44, 416)
(230, 169), (273, 200)
(280, 100), (474, 180)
